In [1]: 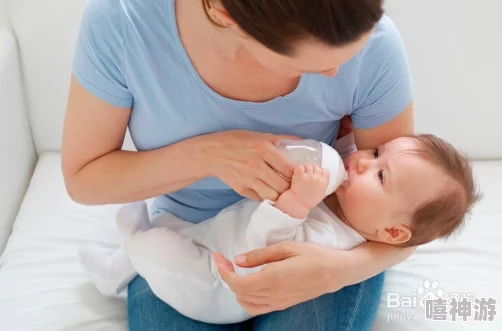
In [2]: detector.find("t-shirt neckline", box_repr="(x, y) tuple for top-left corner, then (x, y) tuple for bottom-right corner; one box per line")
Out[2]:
(166, 0), (309, 108)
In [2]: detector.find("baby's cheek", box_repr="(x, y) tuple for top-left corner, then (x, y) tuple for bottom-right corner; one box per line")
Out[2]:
(348, 179), (367, 196)
(335, 183), (348, 198)
(343, 189), (365, 211)
(347, 184), (375, 209)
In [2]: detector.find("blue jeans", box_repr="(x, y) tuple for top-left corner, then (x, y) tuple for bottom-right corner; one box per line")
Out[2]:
(127, 272), (384, 331)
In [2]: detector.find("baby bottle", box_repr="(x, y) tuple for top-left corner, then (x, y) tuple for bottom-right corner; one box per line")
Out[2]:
(275, 139), (323, 167)
(275, 139), (348, 195)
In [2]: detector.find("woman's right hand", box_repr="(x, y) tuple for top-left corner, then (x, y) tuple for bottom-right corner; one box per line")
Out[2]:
(196, 130), (300, 201)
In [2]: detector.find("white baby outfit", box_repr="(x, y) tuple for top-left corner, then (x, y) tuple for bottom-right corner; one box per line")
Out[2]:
(79, 134), (366, 324)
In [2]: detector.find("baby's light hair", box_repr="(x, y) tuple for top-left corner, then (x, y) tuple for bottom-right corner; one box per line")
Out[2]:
(398, 134), (482, 247)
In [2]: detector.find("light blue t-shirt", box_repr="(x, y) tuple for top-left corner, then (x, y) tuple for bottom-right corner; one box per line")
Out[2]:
(72, 0), (413, 223)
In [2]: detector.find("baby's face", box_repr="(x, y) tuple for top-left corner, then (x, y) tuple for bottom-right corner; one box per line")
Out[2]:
(335, 137), (443, 244)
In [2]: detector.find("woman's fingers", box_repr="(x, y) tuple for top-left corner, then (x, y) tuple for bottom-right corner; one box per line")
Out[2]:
(214, 254), (267, 294)
(238, 188), (262, 201)
(263, 144), (296, 181)
(250, 178), (280, 201)
(215, 249), (316, 315)
(237, 298), (273, 316)
(258, 161), (290, 196)
(200, 130), (303, 201)
(237, 293), (274, 310)
(235, 241), (300, 268)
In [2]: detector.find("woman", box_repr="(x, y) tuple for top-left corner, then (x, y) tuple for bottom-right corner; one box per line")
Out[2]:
(62, 0), (416, 330)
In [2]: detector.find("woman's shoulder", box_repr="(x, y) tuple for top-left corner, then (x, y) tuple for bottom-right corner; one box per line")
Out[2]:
(78, 0), (176, 60)
(360, 15), (403, 58)
(72, 0), (174, 108)
(317, 15), (407, 84)
(358, 15), (407, 62)
(348, 15), (413, 129)
(81, 0), (169, 31)
(83, 0), (167, 12)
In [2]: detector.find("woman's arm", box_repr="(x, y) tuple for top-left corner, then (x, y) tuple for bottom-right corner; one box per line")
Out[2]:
(62, 76), (297, 205)
(216, 240), (416, 315)
(62, 76), (204, 205)
(352, 101), (414, 149)
(342, 241), (416, 286)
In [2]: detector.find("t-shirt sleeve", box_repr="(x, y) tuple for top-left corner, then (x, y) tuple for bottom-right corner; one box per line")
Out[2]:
(351, 17), (413, 130)
(71, 0), (133, 108)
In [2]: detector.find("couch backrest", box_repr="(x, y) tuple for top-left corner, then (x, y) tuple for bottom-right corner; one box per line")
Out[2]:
(6, 0), (502, 159)
(0, 0), (7, 28)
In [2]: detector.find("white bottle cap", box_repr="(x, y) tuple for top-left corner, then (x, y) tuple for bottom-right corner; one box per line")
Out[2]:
(320, 142), (348, 195)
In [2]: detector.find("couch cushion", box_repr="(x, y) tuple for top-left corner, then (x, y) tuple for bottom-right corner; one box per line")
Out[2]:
(0, 153), (127, 331)
(0, 153), (501, 331)
(0, 28), (36, 255)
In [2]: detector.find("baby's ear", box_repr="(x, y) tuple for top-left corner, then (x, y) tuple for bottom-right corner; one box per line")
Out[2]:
(378, 225), (412, 245)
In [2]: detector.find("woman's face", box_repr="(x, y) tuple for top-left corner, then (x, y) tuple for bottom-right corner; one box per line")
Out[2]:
(208, 5), (373, 78)
(240, 32), (372, 78)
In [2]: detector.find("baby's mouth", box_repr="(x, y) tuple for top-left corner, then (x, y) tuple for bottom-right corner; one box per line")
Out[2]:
(341, 170), (350, 188)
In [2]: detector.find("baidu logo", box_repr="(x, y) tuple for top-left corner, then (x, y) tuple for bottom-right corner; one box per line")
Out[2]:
(387, 279), (444, 309)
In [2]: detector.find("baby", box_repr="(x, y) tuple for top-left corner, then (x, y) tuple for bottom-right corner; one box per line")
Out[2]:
(79, 133), (480, 324)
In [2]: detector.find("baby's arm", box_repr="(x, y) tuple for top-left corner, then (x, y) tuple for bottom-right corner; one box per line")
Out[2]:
(244, 164), (329, 248)
(273, 164), (329, 219)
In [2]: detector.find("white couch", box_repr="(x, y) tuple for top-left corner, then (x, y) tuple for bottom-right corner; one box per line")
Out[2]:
(0, 0), (501, 330)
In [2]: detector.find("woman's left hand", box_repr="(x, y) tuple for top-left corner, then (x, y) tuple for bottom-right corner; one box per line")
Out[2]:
(214, 241), (352, 315)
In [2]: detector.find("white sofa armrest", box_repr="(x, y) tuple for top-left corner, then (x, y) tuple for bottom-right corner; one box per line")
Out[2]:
(0, 28), (37, 256)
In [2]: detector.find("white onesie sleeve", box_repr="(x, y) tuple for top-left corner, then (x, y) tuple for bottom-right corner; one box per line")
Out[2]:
(244, 200), (305, 249)
(244, 201), (366, 252)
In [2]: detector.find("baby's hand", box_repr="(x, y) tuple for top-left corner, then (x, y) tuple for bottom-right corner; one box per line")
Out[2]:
(290, 164), (329, 209)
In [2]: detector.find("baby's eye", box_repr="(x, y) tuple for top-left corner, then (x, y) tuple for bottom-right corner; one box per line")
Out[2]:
(378, 170), (385, 184)
(373, 148), (379, 158)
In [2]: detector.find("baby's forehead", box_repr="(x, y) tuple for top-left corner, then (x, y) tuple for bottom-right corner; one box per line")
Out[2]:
(392, 153), (445, 206)
(384, 136), (420, 153)
(392, 150), (441, 179)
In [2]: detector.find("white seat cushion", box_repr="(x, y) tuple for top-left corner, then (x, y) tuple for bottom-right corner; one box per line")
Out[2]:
(0, 153), (500, 330)
(0, 153), (127, 331)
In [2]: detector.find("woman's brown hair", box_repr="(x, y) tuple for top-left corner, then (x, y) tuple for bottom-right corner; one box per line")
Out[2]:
(203, 0), (384, 55)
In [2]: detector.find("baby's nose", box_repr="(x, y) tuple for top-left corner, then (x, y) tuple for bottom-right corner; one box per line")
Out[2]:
(356, 158), (370, 174)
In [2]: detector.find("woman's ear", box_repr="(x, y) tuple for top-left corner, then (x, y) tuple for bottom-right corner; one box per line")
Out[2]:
(378, 225), (412, 245)
(207, 7), (236, 29)
(207, 5), (250, 39)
